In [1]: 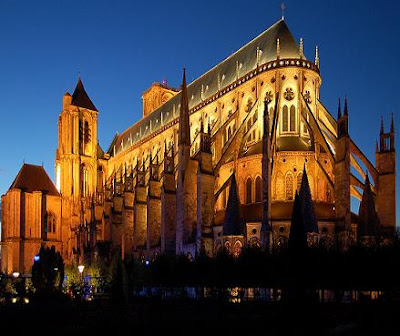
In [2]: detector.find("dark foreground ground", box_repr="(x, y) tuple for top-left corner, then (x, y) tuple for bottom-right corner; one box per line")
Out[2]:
(0, 299), (399, 335)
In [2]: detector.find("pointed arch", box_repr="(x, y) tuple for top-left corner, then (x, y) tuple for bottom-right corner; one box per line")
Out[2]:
(282, 105), (289, 132)
(290, 105), (296, 132)
(255, 176), (262, 202)
(285, 172), (294, 200)
(234, 240), (243, 257)
(246, 177), (252, 204)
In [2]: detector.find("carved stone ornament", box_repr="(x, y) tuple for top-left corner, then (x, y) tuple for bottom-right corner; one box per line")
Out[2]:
(264, 91), (273, 103)
(304, 90), (312, 103)
(284, 87), (295, 101)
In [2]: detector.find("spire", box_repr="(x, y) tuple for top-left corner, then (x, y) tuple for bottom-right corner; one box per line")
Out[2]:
(391, 112), (394, 133)
(281, 1), (285, 20)
(344, 96), (348, 116)
(178, 68), (191, 146)
(380, 116), (384, 134)
(276, 38), (281, 59)
(315, 46), (319, 67)
(71, 75), (98, 111)
(223, 174), (243, 236)
(357, 174), (380, 237)
(299, 38), (304, 59)
(298, 165), (318, 233)
(337, 98), (342, 119)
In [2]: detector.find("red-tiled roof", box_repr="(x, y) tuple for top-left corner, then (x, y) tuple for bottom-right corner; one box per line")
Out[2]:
(9, 164), (60, 196)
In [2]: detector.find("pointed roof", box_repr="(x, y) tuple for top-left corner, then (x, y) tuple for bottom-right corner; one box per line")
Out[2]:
(357, 174), (380, 237)
(71, 76), (98, 111)
(337, 98), (342, 119)
(223, 174), (244, 236)
(343, 96), (348, 116)
(9, 164), (60, 196)
(391, 112), (394, 133)
(298, 166), (318, 233)
(288, 191), (308, 254)
(111, 19), (301, 157)
(178, 69), (191, 146)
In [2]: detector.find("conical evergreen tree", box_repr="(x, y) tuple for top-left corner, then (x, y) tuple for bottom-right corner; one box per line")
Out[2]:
(358, 174), (380, 237)
(288, 191), (308, 254)
(223, 173), (244, 236)
(298, 165), (318, 233)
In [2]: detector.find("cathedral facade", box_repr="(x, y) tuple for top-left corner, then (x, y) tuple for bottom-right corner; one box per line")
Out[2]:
(1, 18), (396, 274)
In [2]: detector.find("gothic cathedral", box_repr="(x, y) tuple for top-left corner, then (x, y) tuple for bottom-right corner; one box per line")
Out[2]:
(1, 18), (396, 274)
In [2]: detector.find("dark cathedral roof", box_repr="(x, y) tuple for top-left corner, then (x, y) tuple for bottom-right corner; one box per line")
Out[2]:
(71, 77), (98, 112)
(9, 164), (60, 196)
(110, 19), (300, 156)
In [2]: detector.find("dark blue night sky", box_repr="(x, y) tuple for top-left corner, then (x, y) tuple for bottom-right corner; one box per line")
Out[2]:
(0, 0), (399, 222)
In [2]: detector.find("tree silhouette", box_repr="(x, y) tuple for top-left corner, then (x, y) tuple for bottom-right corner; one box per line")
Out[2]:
(31, 245), (65, 296)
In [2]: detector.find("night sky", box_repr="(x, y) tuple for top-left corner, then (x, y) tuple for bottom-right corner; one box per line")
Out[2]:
(0, 0), (398, 223)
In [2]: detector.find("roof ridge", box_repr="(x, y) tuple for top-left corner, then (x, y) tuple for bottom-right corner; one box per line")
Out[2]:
(188, 19), (286, 88)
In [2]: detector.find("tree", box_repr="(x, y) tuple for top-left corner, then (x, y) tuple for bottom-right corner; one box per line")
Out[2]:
(31, 245), (65, 296)
(109, 253), (128, 303)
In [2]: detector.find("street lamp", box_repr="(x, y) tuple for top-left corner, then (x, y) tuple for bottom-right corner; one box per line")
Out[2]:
(78, 265), (85, 275)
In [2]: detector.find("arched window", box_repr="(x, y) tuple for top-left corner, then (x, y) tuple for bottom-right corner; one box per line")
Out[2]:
(297, 172), (303, 192)
(255, 176), (262, 202)
(282, 105), (289, 132)
(290, 105), (296, 132)
(46, 212), (56, 234)
(84, 121), (91, 144)
(285, 173), (293, 200)
(246, 178), (252, 204)
(234, 241), (242, 257)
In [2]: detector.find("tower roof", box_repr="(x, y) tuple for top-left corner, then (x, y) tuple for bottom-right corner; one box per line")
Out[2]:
(9, 163), (60, 196)
(223, 174), (244, 236)
(71, 76), (98, 112)
(110, 19), (301, 156)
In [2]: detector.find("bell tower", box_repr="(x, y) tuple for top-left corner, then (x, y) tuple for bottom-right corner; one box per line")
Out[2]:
(55, 75), (99, 261)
